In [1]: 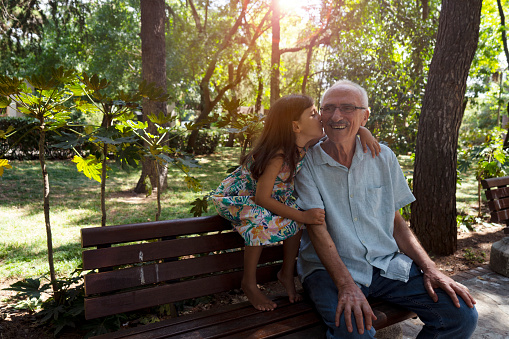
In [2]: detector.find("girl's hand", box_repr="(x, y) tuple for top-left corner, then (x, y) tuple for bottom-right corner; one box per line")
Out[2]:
(358, 126), (381, 158)
(302, 208), (326, 225)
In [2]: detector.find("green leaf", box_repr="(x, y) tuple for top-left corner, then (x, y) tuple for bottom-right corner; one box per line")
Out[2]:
(185, 176), (202, 192)
(148, 111), (174, 125)
(190, 197), (208, 217)
(144, 175), (152, 197)
(493, 149), (505, 164)
(0, 96), (11, 108)
(72, 155), (102, 183)
(0, 158), (12, 176)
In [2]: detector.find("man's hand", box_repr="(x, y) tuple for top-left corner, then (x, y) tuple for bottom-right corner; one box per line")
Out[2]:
(336, 283), (377, 334)
(422, 267), (476, 308)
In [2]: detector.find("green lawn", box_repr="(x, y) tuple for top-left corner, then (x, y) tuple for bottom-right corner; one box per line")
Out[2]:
(0, 148), (480, 281)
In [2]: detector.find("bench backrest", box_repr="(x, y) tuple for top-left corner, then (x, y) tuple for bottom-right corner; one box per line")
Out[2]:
(81, 215), (284, 320)
(481, 176), (509, 225)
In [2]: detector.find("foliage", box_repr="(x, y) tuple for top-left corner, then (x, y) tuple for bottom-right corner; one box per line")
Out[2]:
(463, 248), (486, 264)
(167, 129), (222, 155)
(0, 117), (84, 160)
(0, 158), (12, 176)
(458, 127), (509, 216)
(0, 0), (90, 77)
(3, 269), (125, 337)
(323, 0), (440, 155)
(218, 98), (265, 159)
(456, 214), (482, 232)
(458, 127), (509, 181)
(0, 66), (86, 299)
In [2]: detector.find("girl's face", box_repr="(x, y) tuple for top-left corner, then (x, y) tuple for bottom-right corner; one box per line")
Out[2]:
(293, 105), (324, 144)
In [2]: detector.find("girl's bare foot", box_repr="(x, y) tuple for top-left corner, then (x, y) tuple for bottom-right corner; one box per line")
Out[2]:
(241, 280), (277, 311)
(277, 270), (303, 303)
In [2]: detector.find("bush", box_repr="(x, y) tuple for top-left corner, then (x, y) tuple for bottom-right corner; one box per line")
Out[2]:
(0, 117), (83, 160)
(167, 129), (222, 155)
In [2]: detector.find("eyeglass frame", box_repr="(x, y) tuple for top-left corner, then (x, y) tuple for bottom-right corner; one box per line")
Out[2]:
(319, 104), (366, 115)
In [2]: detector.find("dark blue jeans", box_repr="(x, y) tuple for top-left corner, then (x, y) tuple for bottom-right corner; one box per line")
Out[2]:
(302, 263), (478, 338)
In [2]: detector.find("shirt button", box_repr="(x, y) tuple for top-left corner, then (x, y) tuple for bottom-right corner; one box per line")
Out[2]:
(365, 284), (369, 287)
(353, 217), (358, 221)
(350, 194), (354, 198)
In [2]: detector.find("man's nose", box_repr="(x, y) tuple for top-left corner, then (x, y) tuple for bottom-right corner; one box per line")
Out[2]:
(331, 107), (343, 121)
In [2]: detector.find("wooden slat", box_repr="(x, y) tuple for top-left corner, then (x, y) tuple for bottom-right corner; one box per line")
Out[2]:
(92, 299), (269, 339)
(82, 232), (244, 270)
(481, 176), (509, 190)
(84, 246), (284, 295)
(92, 298), (315, 339)
(81, 215), (231, 248)
(491, 209), (509, 223)
(169, 302), (316, 339)
(84, 265), (281, 319)
(487, 197), (509, 212)
(93, 298), (415, 339)
(220, 311), (322, 339)
(484, 186), (509, 201)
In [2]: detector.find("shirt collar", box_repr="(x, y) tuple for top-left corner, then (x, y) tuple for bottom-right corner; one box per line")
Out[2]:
(313, 138), (366, 168)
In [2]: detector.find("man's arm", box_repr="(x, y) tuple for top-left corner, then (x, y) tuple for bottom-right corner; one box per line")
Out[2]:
(393, 212), (476, 308)
(306, 222), (377, 334)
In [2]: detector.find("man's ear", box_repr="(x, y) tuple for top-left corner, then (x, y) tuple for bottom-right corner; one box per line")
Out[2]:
(361, 109), (370, 127)
(292, 120), (300, 133)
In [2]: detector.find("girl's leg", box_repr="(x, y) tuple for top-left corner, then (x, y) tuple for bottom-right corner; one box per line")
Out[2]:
(279, 230), (303, 303)
(242, 245), (277, 311)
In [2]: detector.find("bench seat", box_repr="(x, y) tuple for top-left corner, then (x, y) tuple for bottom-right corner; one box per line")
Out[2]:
(81, 215), (416, 338)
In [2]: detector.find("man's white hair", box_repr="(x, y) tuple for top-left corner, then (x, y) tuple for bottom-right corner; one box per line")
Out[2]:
(321, 80), (369, 108)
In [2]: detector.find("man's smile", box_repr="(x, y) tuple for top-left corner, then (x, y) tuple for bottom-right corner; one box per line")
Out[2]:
(328, 120), (350, 130)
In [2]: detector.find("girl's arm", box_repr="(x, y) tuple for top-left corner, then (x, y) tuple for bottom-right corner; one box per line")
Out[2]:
(358, 126), (380, 157)
(254, 156), (325, 225)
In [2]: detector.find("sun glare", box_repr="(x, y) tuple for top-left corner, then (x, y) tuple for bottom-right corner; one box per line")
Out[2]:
(277, 0), (310, 12)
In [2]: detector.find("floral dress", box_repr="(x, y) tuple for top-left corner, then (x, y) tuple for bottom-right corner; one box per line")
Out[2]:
(211, 152), (306, 246)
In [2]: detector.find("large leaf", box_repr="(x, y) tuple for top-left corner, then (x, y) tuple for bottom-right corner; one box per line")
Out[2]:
(0, 96), (11, 108)
(51, 132), (87, 149)
(0, 159), (12, 176)
(2, 278), (43, 299)
(72, 155), (102, 183)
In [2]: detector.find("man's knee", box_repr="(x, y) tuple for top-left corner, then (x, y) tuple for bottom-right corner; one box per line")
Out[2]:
(446, 305), (478, 336)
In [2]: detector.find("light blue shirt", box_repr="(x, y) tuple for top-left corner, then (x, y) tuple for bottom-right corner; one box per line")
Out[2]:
(295, 139), (416, 287)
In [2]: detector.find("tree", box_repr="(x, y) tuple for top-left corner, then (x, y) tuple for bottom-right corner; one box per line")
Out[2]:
(270, 0), (280, 104)
(135, 0), (169, 193)
(185, 0), (271, 151)
(321, 0), (440, 154)
(0, 67), (79, 302)
(410, 0), (482, 255)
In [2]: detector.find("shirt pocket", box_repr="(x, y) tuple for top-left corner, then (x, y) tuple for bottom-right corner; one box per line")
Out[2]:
(365, 185), (393, 216)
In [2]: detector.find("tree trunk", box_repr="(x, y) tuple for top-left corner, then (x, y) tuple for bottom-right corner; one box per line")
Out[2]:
(135, 0), (168, 194)
(39, 123), (60, 302)
(270, 0), (280, 105)
(410, 0), (482, 255)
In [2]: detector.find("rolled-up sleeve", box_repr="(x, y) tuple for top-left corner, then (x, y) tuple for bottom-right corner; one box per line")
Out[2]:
(388, 151), (415, 211)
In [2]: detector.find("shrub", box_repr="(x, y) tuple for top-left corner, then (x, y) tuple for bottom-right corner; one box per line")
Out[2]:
(0, 117), (83, 160)
(167, 129), (222, 155)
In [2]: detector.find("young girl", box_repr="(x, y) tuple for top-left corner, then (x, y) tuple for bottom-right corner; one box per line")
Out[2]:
(211, 94), (379, 311)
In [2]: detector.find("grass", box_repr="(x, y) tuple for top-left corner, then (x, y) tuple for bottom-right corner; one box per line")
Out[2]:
(0, 148), (480, 282)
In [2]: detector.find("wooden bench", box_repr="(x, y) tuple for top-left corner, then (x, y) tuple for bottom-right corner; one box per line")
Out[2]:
(81, 215), (417, 338)
(481, 176), (509, 234)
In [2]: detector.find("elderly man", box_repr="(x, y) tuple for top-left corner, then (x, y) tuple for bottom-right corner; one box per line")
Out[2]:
(294, 80), (478, 338)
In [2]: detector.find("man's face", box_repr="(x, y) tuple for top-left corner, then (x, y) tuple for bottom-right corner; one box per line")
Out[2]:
(320, 85), (369, 145)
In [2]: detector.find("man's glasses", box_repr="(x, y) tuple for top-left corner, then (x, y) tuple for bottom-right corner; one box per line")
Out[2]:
(320, 104), (366, 115)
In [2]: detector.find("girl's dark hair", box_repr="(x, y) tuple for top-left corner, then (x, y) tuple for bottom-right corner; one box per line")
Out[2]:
(242, 94), (314, 182)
